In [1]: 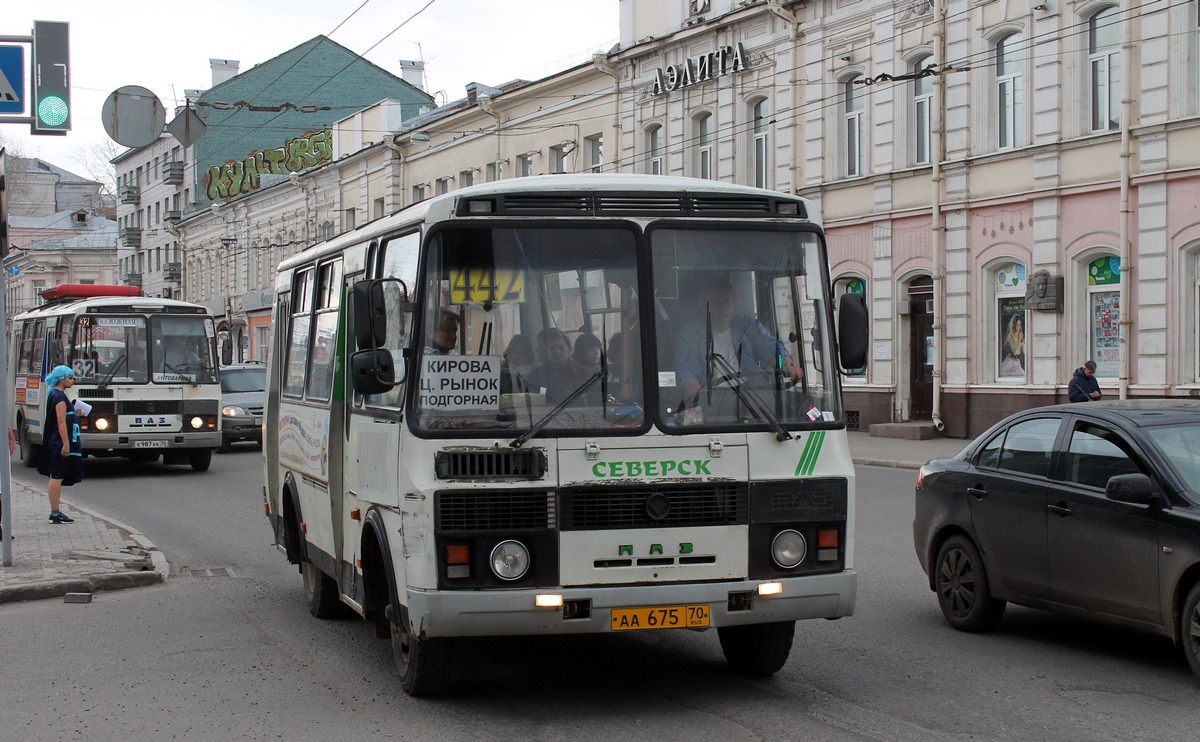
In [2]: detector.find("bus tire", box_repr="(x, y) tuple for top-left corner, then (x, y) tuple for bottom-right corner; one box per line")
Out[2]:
(717, 620), (796, 676)
(189, 449), (213, 471)
(302, 552), (343, 619)
(19, 420), (39, 468)
(391, 606), (451, 696)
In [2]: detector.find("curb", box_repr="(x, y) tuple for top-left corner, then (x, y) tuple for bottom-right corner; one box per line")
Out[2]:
(853, 458), (925, 471)
(0, 492), (169, 605)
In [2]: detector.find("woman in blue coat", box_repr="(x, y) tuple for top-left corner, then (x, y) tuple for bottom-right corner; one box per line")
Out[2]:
(37, 365), (82, 523)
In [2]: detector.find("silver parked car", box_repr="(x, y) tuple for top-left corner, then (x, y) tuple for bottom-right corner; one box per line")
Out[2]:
(220, 363), (266, 452)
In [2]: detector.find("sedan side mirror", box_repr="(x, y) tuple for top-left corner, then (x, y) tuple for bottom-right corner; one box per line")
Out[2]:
(1105, 472), (1158, 505)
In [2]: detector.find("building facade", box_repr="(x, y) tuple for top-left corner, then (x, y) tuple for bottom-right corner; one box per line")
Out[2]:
(608, 0), (1200, 438)
(174, 0), (1200, 438)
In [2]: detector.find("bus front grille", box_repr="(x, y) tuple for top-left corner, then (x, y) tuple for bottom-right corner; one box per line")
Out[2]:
(560, 483), (749, 530)
(120, 401), (182, 415)
(435, 449), (547, 480)
(437, 490), (556, 532)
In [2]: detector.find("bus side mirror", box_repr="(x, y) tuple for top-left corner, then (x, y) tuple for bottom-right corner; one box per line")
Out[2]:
(350, 349), (399, 395)
(837, 293), (868, 371)
(353, 280), (387, 349)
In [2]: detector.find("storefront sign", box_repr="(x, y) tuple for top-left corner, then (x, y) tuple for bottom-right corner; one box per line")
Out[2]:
(650, 42), (751, 97)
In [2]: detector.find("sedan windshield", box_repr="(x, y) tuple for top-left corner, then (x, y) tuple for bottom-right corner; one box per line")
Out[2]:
(412, 225), (643, 434)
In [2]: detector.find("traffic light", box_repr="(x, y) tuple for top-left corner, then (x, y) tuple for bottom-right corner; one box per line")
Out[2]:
(31, 21), (70, 135)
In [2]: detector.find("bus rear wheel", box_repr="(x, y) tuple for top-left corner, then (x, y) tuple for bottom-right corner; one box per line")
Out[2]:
(717, 620), (796, 676)
(391, 607), (451, 696)
(19, 422), (39, 468)
(189, 449), (212, 471)
(302, 555), (343, 619)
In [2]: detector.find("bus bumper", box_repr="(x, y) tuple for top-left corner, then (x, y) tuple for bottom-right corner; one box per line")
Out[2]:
(404, 571), (856, 638)
(81, 431), (222, 452)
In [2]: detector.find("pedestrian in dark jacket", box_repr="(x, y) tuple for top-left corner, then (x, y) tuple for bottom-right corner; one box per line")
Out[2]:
(1068, 360), (1102, 402)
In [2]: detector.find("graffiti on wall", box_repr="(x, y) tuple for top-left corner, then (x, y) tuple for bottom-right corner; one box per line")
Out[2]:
(203, 129), (333, 200)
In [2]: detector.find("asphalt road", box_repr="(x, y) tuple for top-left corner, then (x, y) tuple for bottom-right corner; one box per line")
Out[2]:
(1, 452), (1196, 740)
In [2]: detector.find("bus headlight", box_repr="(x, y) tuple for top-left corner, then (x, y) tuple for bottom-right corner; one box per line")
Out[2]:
(189, 416), (205, 429)
(771, 529), (807, 569)
(94, 417), (110, 432)
(489, 540), (530, 581)
(222, 405), (248, 417)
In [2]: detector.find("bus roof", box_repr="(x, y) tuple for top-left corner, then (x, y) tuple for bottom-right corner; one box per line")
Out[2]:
(278, 174), (821, 274)
(14, 295), (211, 320)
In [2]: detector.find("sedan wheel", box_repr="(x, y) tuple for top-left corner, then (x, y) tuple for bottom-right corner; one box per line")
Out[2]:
(935, 535), (1006, 632)
(1182, 582), (1200, 679)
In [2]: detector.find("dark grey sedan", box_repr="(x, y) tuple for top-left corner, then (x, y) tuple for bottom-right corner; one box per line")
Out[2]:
(913, 400), (1200, 678)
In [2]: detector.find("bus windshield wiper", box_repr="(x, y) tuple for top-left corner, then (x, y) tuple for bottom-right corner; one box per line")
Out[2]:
(97, 353), (128, 389)
(510, 371), (604, 449)
(708, 352), (793, 441)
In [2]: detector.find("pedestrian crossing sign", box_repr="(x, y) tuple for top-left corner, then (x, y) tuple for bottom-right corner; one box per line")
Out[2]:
(0, 45), (24, 114)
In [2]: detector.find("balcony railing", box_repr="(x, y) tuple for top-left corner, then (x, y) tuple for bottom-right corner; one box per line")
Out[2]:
(162, 161), (184, 185)
(120, 185), (141, 204)
(120, 226), (142, 247)
(164, 210), (182, 224)
(125, 273), (142, 287)
(163, 262), (182, 281)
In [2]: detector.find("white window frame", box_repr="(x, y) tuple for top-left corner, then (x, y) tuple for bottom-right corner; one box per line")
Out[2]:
(412, 184), (427, 203)
(517, 154), (534, 178)
(843, 79), (864, 178)
(459, 170), (475, 188)
(751, 99), (770, 188)
(1089, 7), (1121, 132)
(912, 56), (933, 165)
(550, 145), (568, 174)
(485, 163), (498, 182)
(996, 33), (1024, 149)
(646, 124), (664, 175)
(694, 112), (713, 180)
(584, 134), (603, 173)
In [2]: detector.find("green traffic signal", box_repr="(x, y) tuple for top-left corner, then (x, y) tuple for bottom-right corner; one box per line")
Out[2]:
(31, 21), (70, 135)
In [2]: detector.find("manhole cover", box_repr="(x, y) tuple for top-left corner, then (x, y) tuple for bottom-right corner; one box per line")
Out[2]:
(188, 567), (236, 578)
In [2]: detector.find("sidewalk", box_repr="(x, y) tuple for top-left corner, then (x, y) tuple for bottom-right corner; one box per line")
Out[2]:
(847, 430), (967, 470)
(0, 431), (959, 605)
(0, 477), (168, 605)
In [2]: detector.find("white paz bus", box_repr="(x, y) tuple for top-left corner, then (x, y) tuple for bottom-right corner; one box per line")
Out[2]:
(264, 175), (869, 695)
(10, 284), (222, 471)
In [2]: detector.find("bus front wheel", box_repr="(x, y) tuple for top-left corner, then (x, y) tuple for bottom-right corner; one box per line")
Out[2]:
(189, 449), (212, 472)
(390, 606), (451, 696)
(717, 620), (796, 676)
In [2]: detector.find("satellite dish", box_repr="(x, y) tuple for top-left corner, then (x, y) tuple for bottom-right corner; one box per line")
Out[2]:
(101, 85), (166, 148)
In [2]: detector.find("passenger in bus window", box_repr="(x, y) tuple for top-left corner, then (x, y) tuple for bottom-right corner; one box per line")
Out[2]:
(426, 309), (459, 355)
(532, 328), (590, 405)
(501, 334), (536, 394)
(572, 333), (604, 378)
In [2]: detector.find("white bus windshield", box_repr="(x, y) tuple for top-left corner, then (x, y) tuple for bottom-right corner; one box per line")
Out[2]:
(413, 225), (644, 433)
(70, 314), (216, 384)
(650, 227), (841, 430)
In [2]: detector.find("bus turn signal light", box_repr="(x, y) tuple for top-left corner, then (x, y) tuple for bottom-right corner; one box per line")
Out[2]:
(817, 529), (839, 549)
(445, 544), (469, 565)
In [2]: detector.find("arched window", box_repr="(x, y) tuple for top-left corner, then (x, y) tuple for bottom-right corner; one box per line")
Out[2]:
(1089, 6), (1121, 131)
(750, 98), (771, 188)
(836, 277), (868, 379)
(842, 78), (865, 177)
(996, 33), (1025, 148)
(646, 124), (664, 175)
(911, 55), (933, 165)
(693, 112), (713, 180)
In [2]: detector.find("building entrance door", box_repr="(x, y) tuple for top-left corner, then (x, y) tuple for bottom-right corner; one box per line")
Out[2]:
(908, 277), (934, 420)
